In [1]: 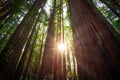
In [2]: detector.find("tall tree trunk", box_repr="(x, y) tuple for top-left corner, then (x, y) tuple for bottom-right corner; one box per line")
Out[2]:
(0, 0), (46, 79)
(39, 0), (56, 79)
(12, 11), (41, 80)
(69, 0), (120, 80)
(53, 1), (65, 79)
(22, 25), (39, 80)
(35, 33), (45, 80)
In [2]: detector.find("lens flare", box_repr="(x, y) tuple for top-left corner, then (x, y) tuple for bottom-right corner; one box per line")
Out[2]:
(58, 43), (66, 51)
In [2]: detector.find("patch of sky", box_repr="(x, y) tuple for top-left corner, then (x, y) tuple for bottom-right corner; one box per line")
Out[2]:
(44, 0), (52, 16)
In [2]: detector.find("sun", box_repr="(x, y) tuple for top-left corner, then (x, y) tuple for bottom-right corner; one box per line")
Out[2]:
(58, 43), (66, 52)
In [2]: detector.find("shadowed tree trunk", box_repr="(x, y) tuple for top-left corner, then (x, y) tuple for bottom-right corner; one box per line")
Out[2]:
(69, 0), (120, 80)
(0, 0), (46, 79)
(12, 10), (43, 80)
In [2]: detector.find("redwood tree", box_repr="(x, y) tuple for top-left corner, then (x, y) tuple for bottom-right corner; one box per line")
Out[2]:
(69, 0), (120, 80)
(0, 0), (46, 79)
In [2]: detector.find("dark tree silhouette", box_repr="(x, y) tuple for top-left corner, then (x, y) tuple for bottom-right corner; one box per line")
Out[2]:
(0, 0), (46, 79)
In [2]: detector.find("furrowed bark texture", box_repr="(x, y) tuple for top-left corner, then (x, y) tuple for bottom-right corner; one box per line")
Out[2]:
(69, 0), (120, 80)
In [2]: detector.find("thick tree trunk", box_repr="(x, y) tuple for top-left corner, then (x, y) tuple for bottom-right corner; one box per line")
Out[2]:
(0, 0), (46, 79)
(12, 12), (41, 80)
(69, 0), (120, 80)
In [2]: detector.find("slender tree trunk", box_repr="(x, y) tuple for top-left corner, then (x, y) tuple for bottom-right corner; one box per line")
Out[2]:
(22, 25), (39, 80)
(72, 50), (78, 80)
(61, 1), (66, 79)
(69, 0), (120, 80)
(67, 49), (72, 79)
(53, 1), (64, 79)
(36, 32), (45, 73)
(35, 33), (45, 80)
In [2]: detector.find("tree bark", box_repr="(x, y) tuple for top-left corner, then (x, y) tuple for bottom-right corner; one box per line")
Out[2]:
(0, 0), (46, 79)
(69, 0), (120, 80)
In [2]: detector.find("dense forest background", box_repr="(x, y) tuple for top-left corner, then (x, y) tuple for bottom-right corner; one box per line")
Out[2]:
(0, 0), (120, 80)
